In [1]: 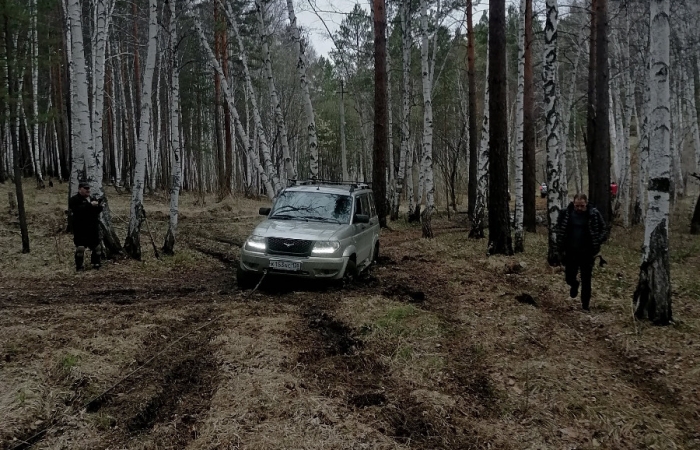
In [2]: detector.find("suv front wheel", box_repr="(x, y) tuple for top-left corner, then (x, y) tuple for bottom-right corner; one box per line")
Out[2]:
(237, 265), (259, 290)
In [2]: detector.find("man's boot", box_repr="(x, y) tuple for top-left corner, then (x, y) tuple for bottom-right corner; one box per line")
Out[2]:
(75, 246), (85, 271)
(90, 246), (102, 270)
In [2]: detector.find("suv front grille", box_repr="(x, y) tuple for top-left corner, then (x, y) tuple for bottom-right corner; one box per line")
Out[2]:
(267, 237), (313, 256)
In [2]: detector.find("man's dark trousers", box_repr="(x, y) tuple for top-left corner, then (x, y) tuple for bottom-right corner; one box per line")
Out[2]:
(565, 253), (594, 310)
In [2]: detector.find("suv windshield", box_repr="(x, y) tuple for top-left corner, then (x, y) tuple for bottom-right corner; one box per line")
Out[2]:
(270, 191), (352, 224)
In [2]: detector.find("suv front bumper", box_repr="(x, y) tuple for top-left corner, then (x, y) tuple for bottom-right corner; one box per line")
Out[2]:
(239, 249), (349, 279)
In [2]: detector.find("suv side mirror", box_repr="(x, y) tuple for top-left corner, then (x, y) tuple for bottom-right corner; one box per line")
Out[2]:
(259, 207), (271, 216)
(354, 214), (370, 224)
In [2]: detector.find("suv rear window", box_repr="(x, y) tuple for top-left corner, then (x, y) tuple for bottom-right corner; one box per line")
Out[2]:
(270, 191), (352, 223)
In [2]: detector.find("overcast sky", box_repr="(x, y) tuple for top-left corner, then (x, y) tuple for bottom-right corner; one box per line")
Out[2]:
(295, 0), (494, 59)
(295, 0), (364, 58)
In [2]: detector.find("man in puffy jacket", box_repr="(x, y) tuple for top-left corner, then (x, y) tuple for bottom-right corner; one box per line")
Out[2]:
(69, 182), (103, 271)
(555, 193), (608, 311)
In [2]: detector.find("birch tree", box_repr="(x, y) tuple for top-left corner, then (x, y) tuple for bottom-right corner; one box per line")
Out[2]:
(164, 0), (181, 255)
(30, 0), (43, 187)
(544, 0), (562, 265)
(287, 0), (319, 178)
(514, 0), (526, 253)
(226, 6), (282, 194)
(469, 39), (489, 240)
(419, 0), (435, 238)
(391, 0), (413, 220)
(124, 0), (158, 260)
(255, 0), (294, 181)
(189, 8), (275, 199)
(633, 0), (672, 325)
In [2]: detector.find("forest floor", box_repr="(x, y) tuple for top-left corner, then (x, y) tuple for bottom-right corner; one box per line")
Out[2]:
(1, 181), (699, 450)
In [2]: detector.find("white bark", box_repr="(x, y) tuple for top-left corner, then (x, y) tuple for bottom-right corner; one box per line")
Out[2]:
(125, 0), (158, 258)
(30, 0), (42, 184)
(514, 0), (526, 252)
(635, 0), (671, 324)
(393, 0), (411, 219)
(470, 39), (489, 238)
(544, 0), (562, 264)
(90, 0), (115, 198)
(419, 0), (435, 235)
(255, 0), (294, 181)
(228, 9), (281, 194)
(164, 0), (181, 254)
(66, 0), (93, 191)
(340, 79), (348, 181)
(287, 0), (319, 178)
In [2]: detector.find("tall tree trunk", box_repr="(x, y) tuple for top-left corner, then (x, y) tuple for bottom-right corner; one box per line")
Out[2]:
(592, 0), (611, 221)
(634, 0), (671, 325)
(373, 0), (389, 228)
(4, 11), (30, 253)
(392, 0), (411, 221)
(164, 0), (181, 255)
(287, 0), (319, 178)
(124, 0), (158, 260)
(255, 0), (294, 182)
(30, 0), (43, 187)
(469, 40), (489, 239)
(544, 0), (562, 265)
(467, 0), (478, 220)
(340, 79), (348, 181)
(419, 0), (434, 237)
(487, 0), (512, 255)
(586, 0), (597, 197)
(523, 0), (536, 232)
(514, 0), (526, 253)
(228, 10), (281, 194)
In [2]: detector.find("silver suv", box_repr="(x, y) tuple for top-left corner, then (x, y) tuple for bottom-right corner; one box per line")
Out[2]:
(238, 181), (381, 288)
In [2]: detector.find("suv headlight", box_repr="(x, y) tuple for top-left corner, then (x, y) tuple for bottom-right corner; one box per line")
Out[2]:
(312, 241), (340, 255)
(245, 235), (266, 251)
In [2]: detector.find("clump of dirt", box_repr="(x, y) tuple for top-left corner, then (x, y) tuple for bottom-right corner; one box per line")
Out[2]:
(305, 309), (362, 356)
(381, 283), (426, 303)
(350, 391), (387, 408)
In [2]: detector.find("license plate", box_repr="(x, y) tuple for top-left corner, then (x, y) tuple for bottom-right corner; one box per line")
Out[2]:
(269, 260), (301, 271)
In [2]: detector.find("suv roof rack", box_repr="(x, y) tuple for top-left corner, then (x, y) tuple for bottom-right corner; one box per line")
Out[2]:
(287, 178), (371, 193)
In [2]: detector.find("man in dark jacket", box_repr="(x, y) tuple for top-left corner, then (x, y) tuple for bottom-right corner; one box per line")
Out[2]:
(69, 182), (103, 270)
(555, 193), (608, 311)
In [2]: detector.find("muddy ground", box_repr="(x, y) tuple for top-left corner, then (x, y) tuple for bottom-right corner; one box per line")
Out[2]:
(1, 184), (699, 449)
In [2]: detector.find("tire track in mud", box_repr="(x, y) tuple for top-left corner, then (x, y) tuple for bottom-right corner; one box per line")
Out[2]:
(5, 306), (223, 450)
(288, 260), (494, 449)
(85, 306), (223, 447)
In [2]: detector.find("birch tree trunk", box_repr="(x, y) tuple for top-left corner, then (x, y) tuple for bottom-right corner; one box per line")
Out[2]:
(287, 0), (319, 178)
(544, 0), (562, 265)
(514, 0), (526, 253)
(392, 0), (411, 221)
(419, 0), (435, 238)
(633, 75), (650, 226)
(164, 0), (180, 255)
(340, 79), (348, 181)
(255, 0), (294, 181)
(633, 0), (672, 325)
(30, 0), (43, 186)
(124, 0), (158, 260)
(227, 8), (282, 194)
(469, 40), (489, 239)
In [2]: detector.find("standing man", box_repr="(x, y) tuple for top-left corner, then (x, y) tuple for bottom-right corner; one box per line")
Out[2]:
(556, 193), (608, 310)
(69, 182), (103, 271)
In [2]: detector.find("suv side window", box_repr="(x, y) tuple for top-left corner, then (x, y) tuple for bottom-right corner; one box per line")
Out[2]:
(368, 193), (377, 218)
(354, 196), (363, 216)
(360, 194), (370, 218)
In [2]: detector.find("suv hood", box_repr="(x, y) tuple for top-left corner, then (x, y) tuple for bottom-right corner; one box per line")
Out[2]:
(253, 219), (347, 241)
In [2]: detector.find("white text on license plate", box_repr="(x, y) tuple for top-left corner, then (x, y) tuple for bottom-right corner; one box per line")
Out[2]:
(269, 260), (301, 271)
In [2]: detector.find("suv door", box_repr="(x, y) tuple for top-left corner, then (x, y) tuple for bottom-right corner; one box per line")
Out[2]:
(351, 194), (370, 265)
